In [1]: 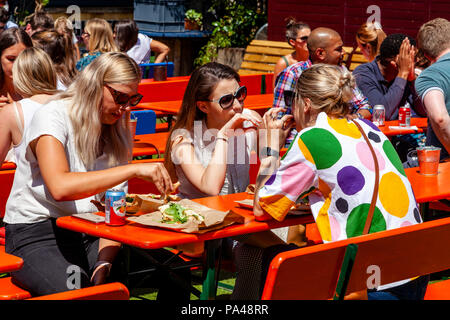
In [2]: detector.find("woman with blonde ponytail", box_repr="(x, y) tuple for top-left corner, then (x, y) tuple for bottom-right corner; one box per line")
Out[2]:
(356, 22), (387, 62)
(3, 52), (188, 297)
(237, 64), (428, 300)
(0, 47), (57, 165)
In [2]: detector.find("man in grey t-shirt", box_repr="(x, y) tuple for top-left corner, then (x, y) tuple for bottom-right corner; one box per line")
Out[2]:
(415, 18), (450, 160)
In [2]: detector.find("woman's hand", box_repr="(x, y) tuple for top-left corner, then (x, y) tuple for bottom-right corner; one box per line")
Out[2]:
(262, 107), (295, 150)
(134, 162), (174, 195)
(218, 111), (262, 137)
(0, 95), (10, 108)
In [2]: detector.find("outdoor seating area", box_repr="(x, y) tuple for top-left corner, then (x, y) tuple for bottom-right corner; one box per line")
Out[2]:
(1, 1), (450, 311)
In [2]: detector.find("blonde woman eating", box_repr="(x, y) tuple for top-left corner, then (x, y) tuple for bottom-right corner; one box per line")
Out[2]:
(3, 52), (176, 296)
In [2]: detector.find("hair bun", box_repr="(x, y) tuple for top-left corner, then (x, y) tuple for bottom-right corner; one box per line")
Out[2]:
(339, 70), (353, 87)
(285, 17), (297, 28)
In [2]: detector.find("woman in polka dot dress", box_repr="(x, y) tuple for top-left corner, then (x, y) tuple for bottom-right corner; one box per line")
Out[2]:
(251, 64), (429, 300)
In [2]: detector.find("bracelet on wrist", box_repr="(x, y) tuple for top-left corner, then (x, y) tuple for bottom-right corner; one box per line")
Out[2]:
(216, 135), (229, 143)
(92, 261), (112, 275)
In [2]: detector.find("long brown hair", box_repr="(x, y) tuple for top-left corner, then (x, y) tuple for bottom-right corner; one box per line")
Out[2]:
(0, 27), (32, 88)
(164, 62), (240, 181)
(32, 30), (78, 88)
(113, 19), (139, 52)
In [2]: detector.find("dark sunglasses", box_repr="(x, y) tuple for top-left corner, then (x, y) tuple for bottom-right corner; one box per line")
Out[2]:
(105, 84), (143, 109)
(296, 36), (308, 42)
(207, 86), (247, 109)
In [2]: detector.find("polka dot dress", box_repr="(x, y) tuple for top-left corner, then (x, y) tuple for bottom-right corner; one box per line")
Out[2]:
(259, 112), (421, 243)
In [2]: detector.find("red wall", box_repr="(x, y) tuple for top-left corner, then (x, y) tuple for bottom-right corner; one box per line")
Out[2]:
(268, 0), (450, 47)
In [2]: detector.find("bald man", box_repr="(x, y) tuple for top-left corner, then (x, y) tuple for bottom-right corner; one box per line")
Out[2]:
(273, 27), (373, 145)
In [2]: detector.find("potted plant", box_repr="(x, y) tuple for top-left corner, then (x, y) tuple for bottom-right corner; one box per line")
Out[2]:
(184, 9), (202, 31)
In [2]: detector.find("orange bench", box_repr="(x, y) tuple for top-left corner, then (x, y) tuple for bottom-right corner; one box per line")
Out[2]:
(28, 282), (129, 300)
(0, 278), (129, 300)
(261, 216), (450, 300)
(137, 73), (273, 105)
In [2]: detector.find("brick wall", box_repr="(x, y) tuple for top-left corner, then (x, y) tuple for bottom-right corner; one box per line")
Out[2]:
(268, 0), (450, 47)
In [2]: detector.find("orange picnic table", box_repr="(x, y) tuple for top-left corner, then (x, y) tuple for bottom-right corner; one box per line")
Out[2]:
(0, 249), (23, 273)
(405, 161), (450, 204)
(405, 161), (450, 221)
(56, 192), (313, 299)
(132, 132), (169, 157)
(136, 94), (274, 116)
(378, 117), (427, 136)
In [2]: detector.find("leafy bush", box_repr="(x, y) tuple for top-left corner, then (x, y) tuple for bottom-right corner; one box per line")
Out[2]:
(194, 0), (266, 67)
(185, 9), (203, 27)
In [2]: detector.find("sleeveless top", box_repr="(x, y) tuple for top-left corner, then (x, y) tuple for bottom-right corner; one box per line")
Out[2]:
(10, 99), (43, 163)
(127, 33), (152, 65)
(173, 109), (257, 199)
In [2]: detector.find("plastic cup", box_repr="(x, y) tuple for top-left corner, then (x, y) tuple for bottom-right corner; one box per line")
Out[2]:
(128, 118), (137, 142)
(406, 149), (418, 168)
(417, 146), (441, 175)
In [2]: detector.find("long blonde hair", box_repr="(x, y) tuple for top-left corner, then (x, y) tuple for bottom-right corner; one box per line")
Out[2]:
(85, 18), (118, 53)
(294, 64), (355, 127)
(13, 47), (58, 97)
(356, 22), (387, 61)
(57, 52), (140, 169)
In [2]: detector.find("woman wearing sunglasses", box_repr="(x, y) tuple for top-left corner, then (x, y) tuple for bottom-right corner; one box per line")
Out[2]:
(3, 52), (179, 296)
(273, 18), (311, 89)
(355, 22), (387, 62)
(165, 62), (263, 200)
(163, 62), (293, 298)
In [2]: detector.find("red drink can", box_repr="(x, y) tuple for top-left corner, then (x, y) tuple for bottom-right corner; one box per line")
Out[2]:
(105, 189), (127, 226)
(399, 105), (411, 127)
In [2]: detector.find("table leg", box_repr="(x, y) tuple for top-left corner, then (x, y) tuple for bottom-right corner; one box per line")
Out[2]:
(200, 240), (218, 300)
(167, 115), (173, 130)
(420, 202), (430, 221)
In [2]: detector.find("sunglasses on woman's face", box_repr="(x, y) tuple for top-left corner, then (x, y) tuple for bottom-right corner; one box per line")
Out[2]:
(105, 84), (143, 109)
(296, 36), (308, 42)
(207, 86), (247, 109)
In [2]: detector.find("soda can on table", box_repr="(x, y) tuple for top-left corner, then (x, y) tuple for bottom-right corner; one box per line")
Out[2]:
(105, 189), (127, 226)
(399, 103), (411, 127)
(372, 105), (385, 126)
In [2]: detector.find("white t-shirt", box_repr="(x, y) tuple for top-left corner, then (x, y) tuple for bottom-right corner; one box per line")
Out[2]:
(127, 33), (152, 65)
(4, 99), (127, 224)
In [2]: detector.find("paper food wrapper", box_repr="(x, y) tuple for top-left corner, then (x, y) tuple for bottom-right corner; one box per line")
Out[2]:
(126, 193), (182, 213)
(90, 193), (182, 215)
(127, 199), (245, 233)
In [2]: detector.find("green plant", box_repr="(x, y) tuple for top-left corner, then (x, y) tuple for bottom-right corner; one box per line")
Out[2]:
(194, 0), (266, 67)
(185, 9), (203, 27)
